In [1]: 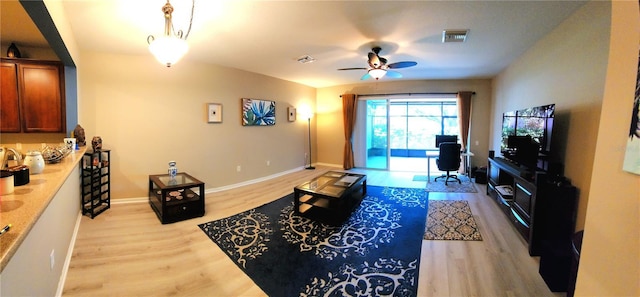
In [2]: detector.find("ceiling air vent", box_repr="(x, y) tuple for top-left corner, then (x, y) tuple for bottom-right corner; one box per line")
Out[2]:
(297, 55), (316, 64)
(442, 30), (469, 43)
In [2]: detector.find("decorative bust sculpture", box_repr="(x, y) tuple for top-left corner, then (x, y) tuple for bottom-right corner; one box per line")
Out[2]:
(73, 125), (86, 146)
(91, 136), (103, 152)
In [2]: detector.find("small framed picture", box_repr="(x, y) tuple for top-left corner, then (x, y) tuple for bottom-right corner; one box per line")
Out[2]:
(208, 103), (222, 123)
(288, 107), (296, 122)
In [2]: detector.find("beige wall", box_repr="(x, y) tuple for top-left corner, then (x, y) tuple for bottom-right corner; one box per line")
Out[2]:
(576, 1), (640, 296)
(43, 0), (80, 64)
(493, 1), (640, 295)
(0, 45), (59, 61)
(77, 51), (316, 199)
(316, 79), (493, 169)
(492, 1), (610, 232)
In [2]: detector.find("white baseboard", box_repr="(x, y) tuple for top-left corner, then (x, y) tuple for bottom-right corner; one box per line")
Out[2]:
(112, 166), (316, 204)
(56, 211), (83, 297)
(315, 162), (342, 168)
(58, 165), (344, 294)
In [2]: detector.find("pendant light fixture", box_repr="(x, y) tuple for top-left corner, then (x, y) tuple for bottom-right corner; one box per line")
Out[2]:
(147, 0), (194, 67)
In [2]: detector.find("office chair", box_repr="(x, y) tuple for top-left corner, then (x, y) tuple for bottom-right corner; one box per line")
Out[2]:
(435, 142), (462, 185)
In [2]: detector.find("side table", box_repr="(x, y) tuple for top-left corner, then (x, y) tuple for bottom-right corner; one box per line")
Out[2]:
(148, 172), (205, 224)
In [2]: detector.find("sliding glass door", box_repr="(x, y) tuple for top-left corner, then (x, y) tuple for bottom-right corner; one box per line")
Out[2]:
(365, 100), (388, 169)
(358, 97), (459, 172)
(390, 100), (459, 154)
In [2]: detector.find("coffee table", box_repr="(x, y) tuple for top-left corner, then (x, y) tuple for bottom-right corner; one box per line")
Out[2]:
(293, 171), (367, 225)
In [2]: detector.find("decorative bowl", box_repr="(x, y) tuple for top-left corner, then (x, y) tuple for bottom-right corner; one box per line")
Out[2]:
(41, 145), (71, 163)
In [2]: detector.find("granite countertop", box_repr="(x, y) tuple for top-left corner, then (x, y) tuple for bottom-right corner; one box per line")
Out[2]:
(0, 146), (87, 272)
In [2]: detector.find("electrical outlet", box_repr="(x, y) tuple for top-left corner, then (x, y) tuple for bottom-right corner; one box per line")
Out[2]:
(266, 160), (270, 166)
(50, 250), (55, 270)
(236, 165), (241, 172)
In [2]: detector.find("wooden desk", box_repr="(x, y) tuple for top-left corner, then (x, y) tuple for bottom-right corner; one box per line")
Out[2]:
(425, 151), (474, 182)
(425, 151), (439, 182)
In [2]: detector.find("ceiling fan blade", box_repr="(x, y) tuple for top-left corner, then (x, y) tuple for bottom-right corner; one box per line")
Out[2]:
(386, 70), (403, 78)
(338, 67), (367, 71)
(387, 61), (417, 69)
(361, 72), (372, 80)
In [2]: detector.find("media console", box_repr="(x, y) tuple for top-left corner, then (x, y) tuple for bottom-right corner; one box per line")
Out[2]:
(487, 156), (577, 255)
(486, 156), (578, 291)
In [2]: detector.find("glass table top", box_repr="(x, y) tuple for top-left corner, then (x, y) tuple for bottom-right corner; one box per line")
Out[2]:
(152, 173), (202, 188)
(296, 171), (366, 197)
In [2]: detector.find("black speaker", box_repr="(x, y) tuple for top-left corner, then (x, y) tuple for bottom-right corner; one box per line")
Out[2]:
(548, 162), (564, 177)
(489, 150), (495, 158)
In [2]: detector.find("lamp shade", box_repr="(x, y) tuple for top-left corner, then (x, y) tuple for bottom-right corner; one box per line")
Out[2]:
(148, 36), (189, 67)
(369, 68), (387, 80)
(298, 104), (313, 120)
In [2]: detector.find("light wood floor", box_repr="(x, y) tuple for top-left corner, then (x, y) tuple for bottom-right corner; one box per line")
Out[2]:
(62, 166), (562, 297)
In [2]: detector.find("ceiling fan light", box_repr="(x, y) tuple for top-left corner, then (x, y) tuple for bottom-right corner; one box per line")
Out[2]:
(149, 36), (189, 67)
(369, 68), (387, 80)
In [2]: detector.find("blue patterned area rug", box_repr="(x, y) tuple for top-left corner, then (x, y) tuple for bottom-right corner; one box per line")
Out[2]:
(198, 186), (429, 297)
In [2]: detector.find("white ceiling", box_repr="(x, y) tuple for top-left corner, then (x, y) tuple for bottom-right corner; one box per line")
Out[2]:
(2, 0), (587, 88)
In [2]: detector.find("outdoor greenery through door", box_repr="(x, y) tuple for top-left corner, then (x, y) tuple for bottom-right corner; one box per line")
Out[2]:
(365, 98), (460, 172)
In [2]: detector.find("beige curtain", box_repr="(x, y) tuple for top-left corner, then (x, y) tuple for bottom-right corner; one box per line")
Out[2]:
(342, 94), (357, 169)
(457, 91), (474, 152)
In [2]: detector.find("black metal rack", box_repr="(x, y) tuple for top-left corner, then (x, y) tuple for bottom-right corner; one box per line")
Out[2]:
(81, 149), (110, 218)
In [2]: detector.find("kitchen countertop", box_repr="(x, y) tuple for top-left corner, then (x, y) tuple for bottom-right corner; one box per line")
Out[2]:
(0, 146), (87, 272)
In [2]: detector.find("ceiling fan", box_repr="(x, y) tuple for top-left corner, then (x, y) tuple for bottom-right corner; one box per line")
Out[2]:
(338, 46), (417, 80)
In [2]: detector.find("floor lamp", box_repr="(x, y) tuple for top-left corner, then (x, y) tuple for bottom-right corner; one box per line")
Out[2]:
(305, 116), (315, 170)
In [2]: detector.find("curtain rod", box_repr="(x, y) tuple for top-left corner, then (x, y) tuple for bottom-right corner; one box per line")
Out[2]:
(340, 92), (475, 97)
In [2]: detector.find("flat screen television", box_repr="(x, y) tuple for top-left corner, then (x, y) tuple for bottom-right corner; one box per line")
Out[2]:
(501, 104), (555, 170)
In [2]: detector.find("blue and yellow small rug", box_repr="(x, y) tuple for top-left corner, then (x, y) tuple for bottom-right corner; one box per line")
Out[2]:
(198, 186), (428, 297)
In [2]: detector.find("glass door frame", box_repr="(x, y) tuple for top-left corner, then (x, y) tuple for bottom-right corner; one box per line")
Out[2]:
(357, 96), (459, 172)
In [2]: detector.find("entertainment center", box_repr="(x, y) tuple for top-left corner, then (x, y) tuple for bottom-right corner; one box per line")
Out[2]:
(486, 103), (579, 292)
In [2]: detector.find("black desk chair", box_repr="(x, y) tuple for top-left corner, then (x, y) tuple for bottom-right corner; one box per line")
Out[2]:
(435, 142), (462, 185)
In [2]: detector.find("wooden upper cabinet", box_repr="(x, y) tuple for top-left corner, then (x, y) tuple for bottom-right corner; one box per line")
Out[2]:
(19, 62), (65, 132)
(0, 62), (21, 132)
(0, 58), (66, 133)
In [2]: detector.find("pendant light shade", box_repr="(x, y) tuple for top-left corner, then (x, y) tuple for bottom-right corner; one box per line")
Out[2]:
(147, 0), (194, 67)
(148, 36), (189, 67)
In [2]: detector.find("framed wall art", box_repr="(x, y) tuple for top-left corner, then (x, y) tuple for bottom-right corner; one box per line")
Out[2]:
(241, 98), (276, 126)
(623, 47), (640, 175)
(208, 103), (222, 123)
(288, 107), (296, 122)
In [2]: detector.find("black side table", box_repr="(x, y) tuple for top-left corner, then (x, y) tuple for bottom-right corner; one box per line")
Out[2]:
(148, 172), (205, 224)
